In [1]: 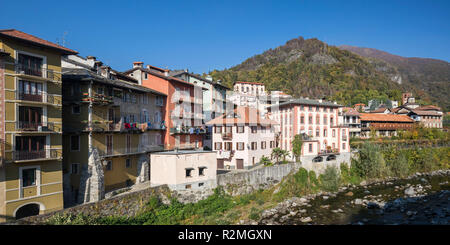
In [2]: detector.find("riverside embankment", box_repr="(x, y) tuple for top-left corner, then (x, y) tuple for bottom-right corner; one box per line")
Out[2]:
(257, 170), (450, 225)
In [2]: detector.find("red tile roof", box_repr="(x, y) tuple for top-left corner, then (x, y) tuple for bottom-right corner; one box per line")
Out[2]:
(370, 108), (390, 113)
(342, 107), (360, 116)
(360, 113), (414, 123)
(206, 107), (279, 126)
(0, 29), (77, 55)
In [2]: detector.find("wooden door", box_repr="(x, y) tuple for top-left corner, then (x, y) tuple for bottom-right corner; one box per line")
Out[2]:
(217, 159), (224, 169)
(236, 159), (244, 169)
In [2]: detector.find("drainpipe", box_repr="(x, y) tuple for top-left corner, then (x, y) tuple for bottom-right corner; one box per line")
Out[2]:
(88, 80), (93, 154)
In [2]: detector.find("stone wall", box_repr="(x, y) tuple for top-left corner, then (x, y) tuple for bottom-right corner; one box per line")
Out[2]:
(11, 185), (171, 224)
(217, 162), (302, 196)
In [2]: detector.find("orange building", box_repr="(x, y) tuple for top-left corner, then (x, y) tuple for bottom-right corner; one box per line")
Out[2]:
(124, 63), (206, 150)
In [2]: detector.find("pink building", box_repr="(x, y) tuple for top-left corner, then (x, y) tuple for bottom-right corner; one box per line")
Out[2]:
(206, 107), (279, 170)
(267, 98), (350, 161)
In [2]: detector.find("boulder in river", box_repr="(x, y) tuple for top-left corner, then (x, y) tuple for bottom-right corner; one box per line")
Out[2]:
(355, 199), (363, 205)
(405, 187), (416, 196)
(345, 191), (354, 197)
(300, 217), (312, 223)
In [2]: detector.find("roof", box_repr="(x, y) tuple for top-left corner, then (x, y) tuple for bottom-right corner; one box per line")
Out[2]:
(62, 68), (165, 95)
(370, 107), (390, 113)
(0, 29), (78, 55)
(268, 98), (342, 109)
(206, 106), (279, 126)
(170, 70), (230, 90)
(359, 113), (414, 123)
(416, 105), (442, 111)
(342, 107), (360, 116)
(151, 149), (215, 155)
(409, 110), (442, 116)
(234, 81), (264, 85)
(123, 66), (196, 87)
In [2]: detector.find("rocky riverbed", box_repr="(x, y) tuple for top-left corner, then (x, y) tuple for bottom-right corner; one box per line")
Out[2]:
(256, 170), (450, 225)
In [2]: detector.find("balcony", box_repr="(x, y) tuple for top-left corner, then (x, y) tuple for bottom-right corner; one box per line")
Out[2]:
(17, 121), (57, 132)
(170, 142), (198, 150)
(14, 148), (61, 161)
(17, 92), (43, 102)
(221, 132), (233, 140)
(318, 148), (340, 156)
(170, 126), (207, 135)
(217, 150), (234, 159)
(98, 145), (164, 157)
(15, 64), (61, 82)
(81, 93), (113, 105)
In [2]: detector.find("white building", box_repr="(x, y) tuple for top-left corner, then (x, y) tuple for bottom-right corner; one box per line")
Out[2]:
(206, 107), (279, 170)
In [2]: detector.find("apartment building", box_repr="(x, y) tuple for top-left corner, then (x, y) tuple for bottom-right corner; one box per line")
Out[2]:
(267, 98), (350, 162)
(169, 70), (229, 149)
(124, 63), (206, 151)
(340, 107), (361, 138)
(407, 105), (443, 129)
(206, 107), (279, 170)
(61, 55), (166, 205)
(0, 29), (78, 221)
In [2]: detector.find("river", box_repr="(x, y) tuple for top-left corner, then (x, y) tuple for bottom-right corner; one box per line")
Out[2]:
(258, 170), (450, 225)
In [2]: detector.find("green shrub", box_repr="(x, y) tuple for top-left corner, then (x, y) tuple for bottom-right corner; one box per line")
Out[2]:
(249, 207), (260, 220)
(319, 166), (341, 192)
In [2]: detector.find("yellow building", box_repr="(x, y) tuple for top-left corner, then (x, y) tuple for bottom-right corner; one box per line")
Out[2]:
(0, 29), (78, 222)
(61, 55), (166, 205)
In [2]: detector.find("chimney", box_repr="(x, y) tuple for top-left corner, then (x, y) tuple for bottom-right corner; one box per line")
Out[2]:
(133, 62), (144, 69)
(164, 71), (169, 76)
(184, 68), (188, 72)
(100, 65), (111, 79)
(94, 61), (103, 74)
(86, 56), (97, 67)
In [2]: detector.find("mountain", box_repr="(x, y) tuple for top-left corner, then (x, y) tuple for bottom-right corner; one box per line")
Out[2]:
(339, 45), (450, 111)
(208, 37), (448, 111)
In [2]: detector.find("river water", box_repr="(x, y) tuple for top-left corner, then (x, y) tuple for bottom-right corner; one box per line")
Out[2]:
(259, 171), (450, 225)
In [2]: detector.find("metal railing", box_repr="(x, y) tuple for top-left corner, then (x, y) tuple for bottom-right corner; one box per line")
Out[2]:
(15, 64), (61, 81)
(221, 132), (233, 140)
(14, 148), (61, 161)
(17, 121), (56, 132)
(170, 126), (207, 134)
(17, 92), (43, 102)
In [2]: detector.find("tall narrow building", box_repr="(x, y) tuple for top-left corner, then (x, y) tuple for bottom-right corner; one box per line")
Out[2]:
(0, 29), (77, 221)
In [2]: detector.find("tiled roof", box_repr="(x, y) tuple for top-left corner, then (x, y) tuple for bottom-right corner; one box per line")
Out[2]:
(206, 107), (279, 126)
(416, 105), (442, 111)
(342, 107), (360, 116)
(370, 108), (390, 113)
(360, 113), (414, 123)
(268, 98), (342, 109)
(0, 29), (78, 55)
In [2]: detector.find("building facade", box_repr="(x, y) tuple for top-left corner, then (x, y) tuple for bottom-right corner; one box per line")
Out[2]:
(61, 56), (166, 205)
(124, 63), (206, 151)
(359, 113), (415, 138)
(340, 107), (361, 138)
(268, 98), (350, 160)
(0, 29), (77, 221)
(206, 107), (279, 170)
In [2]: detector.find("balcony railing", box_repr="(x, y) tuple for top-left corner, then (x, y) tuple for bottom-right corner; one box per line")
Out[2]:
(15, 64), (61, 81)
(14, 148), (60, 161)
(318, 148), (340, 156)
(170, 126), (207, 135)
(17, 121), (56, 132)
(81, 93), (113, 105)
(17, 93), (43, 102)
(170, 142), (198, 150)
(221, 132), (233, 140)
(98, 145), (164, 157)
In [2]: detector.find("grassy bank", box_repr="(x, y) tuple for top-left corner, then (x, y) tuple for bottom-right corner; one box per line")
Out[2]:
(46, 144), (450, 225)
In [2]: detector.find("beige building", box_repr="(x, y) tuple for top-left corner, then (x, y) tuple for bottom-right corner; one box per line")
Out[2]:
(150, 150), (217, 190)
(61, 55), (166, 205)
(0, 29), (77, 221)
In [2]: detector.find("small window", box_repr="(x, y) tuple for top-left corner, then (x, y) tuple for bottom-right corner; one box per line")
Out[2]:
(125, 159), (131, 168)
(71, 163), (79, 174)
(22, 168), (36, 187)
(72, 105), (80, 114)
(343, 143), (346, 150)
(251, 126), (257, 133)
(309, 143), (313, 153)
(185, 184), (192, 189)
(214, 142), (222, 150)
(198, 183), (204, 187)
(106, 161), (112, 171)
(199, 167), (206, 176)
(237, 142), (244, 151)
(215, 126), (222, 133)
(237, 126), (244, 133)
(70, 135), (80, 151)
(185, 168), (193, 178)
(261, 141), (266, 149)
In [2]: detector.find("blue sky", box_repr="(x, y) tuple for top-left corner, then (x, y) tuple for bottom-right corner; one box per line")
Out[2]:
(1, 0), (449, 74)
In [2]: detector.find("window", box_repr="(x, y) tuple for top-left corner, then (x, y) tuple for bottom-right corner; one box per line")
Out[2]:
(309, 143), (313, 153)
(316, 116), (320, 124)
(236, 142), (244, 151)
(199, 167), (206, 176)
(97, 86), (104, 95)
(308, 116), (312, 124)
(198, 183), (204, 187)
(308, 106), (312, 111)
(22, 168), (36, 187)
(126, 159), (131, 168)
(251, 142), (257, 150)
(300, 105), (304, 111)
(185, 184), (192, 189)
(330, 117), (334, 125)
(72, 105), (80, 114)
(71, 163), (79, 174)
(251, 126), (257, 133)
(315, 129), (319, 137)
(106, 161), (112, 171)
(316, 107), (319, 112)
(323, 129), (327, 137)
(300, 116), (304, 124)
(214, 142), (222, 150)
(185, 168), (193, 178)
(225, 142), (232, 151)
(18, 80), (43, 101)
(144, 72), (148, 80)
(155, 96), (164, 106)
(261, 141), (266, 149)
(18, 53), (43, 77)
(342, 143), (346, 150)
(70, 135), (80, 151)
(332, 129), (336, 137)
(215, 126), (222, 133)
(323, 116), (327, 125)
(237, 126), (244, 133)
